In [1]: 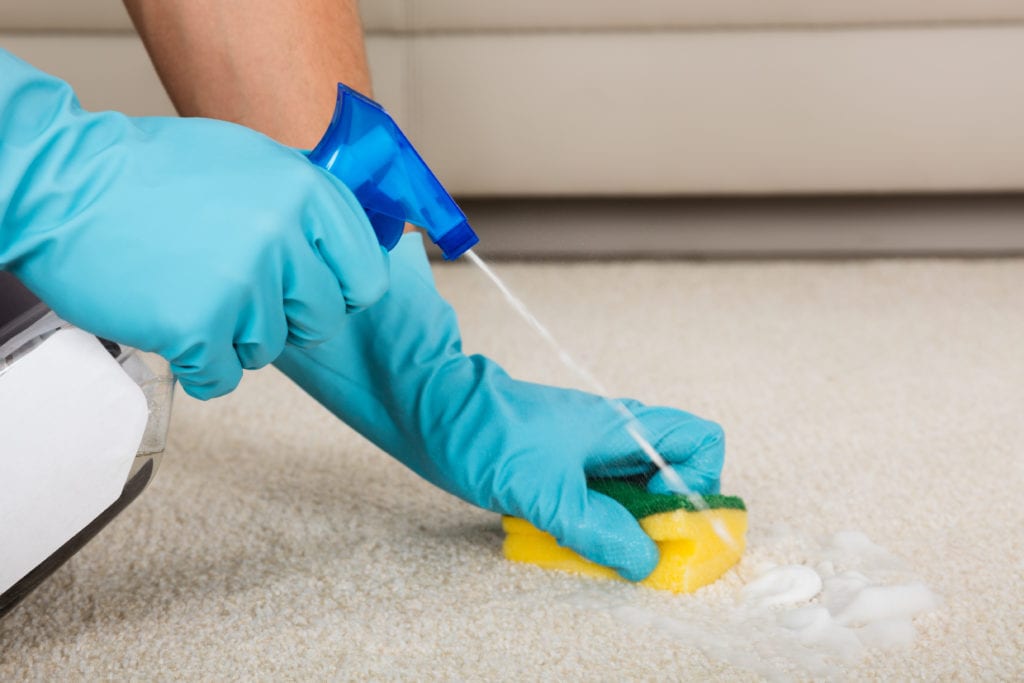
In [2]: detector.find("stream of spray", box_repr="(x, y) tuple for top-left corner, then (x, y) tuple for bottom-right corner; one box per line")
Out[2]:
(464, 249), (738, 551)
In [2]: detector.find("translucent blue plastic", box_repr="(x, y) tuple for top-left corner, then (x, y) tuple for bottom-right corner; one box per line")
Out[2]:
(308, 84), (479, 260)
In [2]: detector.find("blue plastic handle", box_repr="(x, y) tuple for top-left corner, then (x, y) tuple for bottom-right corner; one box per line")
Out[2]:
(308, 84), (479, 260)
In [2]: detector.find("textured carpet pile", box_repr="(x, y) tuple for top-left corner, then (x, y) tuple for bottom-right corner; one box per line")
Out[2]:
(2, 258), (1021, 679)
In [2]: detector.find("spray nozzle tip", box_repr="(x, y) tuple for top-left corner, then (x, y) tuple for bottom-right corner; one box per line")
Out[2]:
(435, 220), (479, 260)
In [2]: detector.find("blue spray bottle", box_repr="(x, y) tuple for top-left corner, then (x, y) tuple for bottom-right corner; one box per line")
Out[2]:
(308, 84), (479, 260)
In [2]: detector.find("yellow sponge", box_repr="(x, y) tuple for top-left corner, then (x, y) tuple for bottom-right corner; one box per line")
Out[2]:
(502, 481), (747, 593)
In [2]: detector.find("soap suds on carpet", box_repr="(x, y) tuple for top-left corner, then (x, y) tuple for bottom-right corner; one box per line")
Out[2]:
(565, 525), (938, 679)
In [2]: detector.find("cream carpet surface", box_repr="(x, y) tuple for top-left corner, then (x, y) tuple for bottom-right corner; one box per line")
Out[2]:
(2, 257), (1022, 680)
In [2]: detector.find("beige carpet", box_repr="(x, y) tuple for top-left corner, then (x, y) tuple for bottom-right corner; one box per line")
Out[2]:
(2, 257), (1022, 680)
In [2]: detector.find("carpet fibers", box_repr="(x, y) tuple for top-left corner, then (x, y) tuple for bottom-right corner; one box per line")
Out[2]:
(2, 257), (1022, 680)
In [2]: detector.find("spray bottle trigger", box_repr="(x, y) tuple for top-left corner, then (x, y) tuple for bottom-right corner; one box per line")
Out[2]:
(308, 84), (479, 260)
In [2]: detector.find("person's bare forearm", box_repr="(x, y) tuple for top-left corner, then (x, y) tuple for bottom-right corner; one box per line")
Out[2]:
(123, 0), (371, 149)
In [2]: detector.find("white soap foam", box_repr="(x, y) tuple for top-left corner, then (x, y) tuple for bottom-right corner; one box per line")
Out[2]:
(758, 534), (938, 657)
(565, 587), (836, 680)
(821, 571), (873, 615)
(562, 527), (939, 679)
(778, 606), (865, 662)
(832, 583), (939, 627)
(815, 560), (836, 579)
(741, 565), (822, 608)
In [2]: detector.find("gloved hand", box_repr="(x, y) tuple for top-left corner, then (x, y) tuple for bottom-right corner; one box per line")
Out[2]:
(0, 50), (388, 399)
(275, 233), (725, 581)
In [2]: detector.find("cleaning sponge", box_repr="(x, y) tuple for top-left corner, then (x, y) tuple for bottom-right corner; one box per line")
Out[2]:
(502, 479), (747, 593)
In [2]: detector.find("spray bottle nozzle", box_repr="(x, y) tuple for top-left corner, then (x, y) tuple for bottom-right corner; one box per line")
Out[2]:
(308, 84), (479, 260)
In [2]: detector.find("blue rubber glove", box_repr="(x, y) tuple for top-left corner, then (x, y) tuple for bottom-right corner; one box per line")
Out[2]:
(275, 233), (725, 581)
(0, 50), (388, 399)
